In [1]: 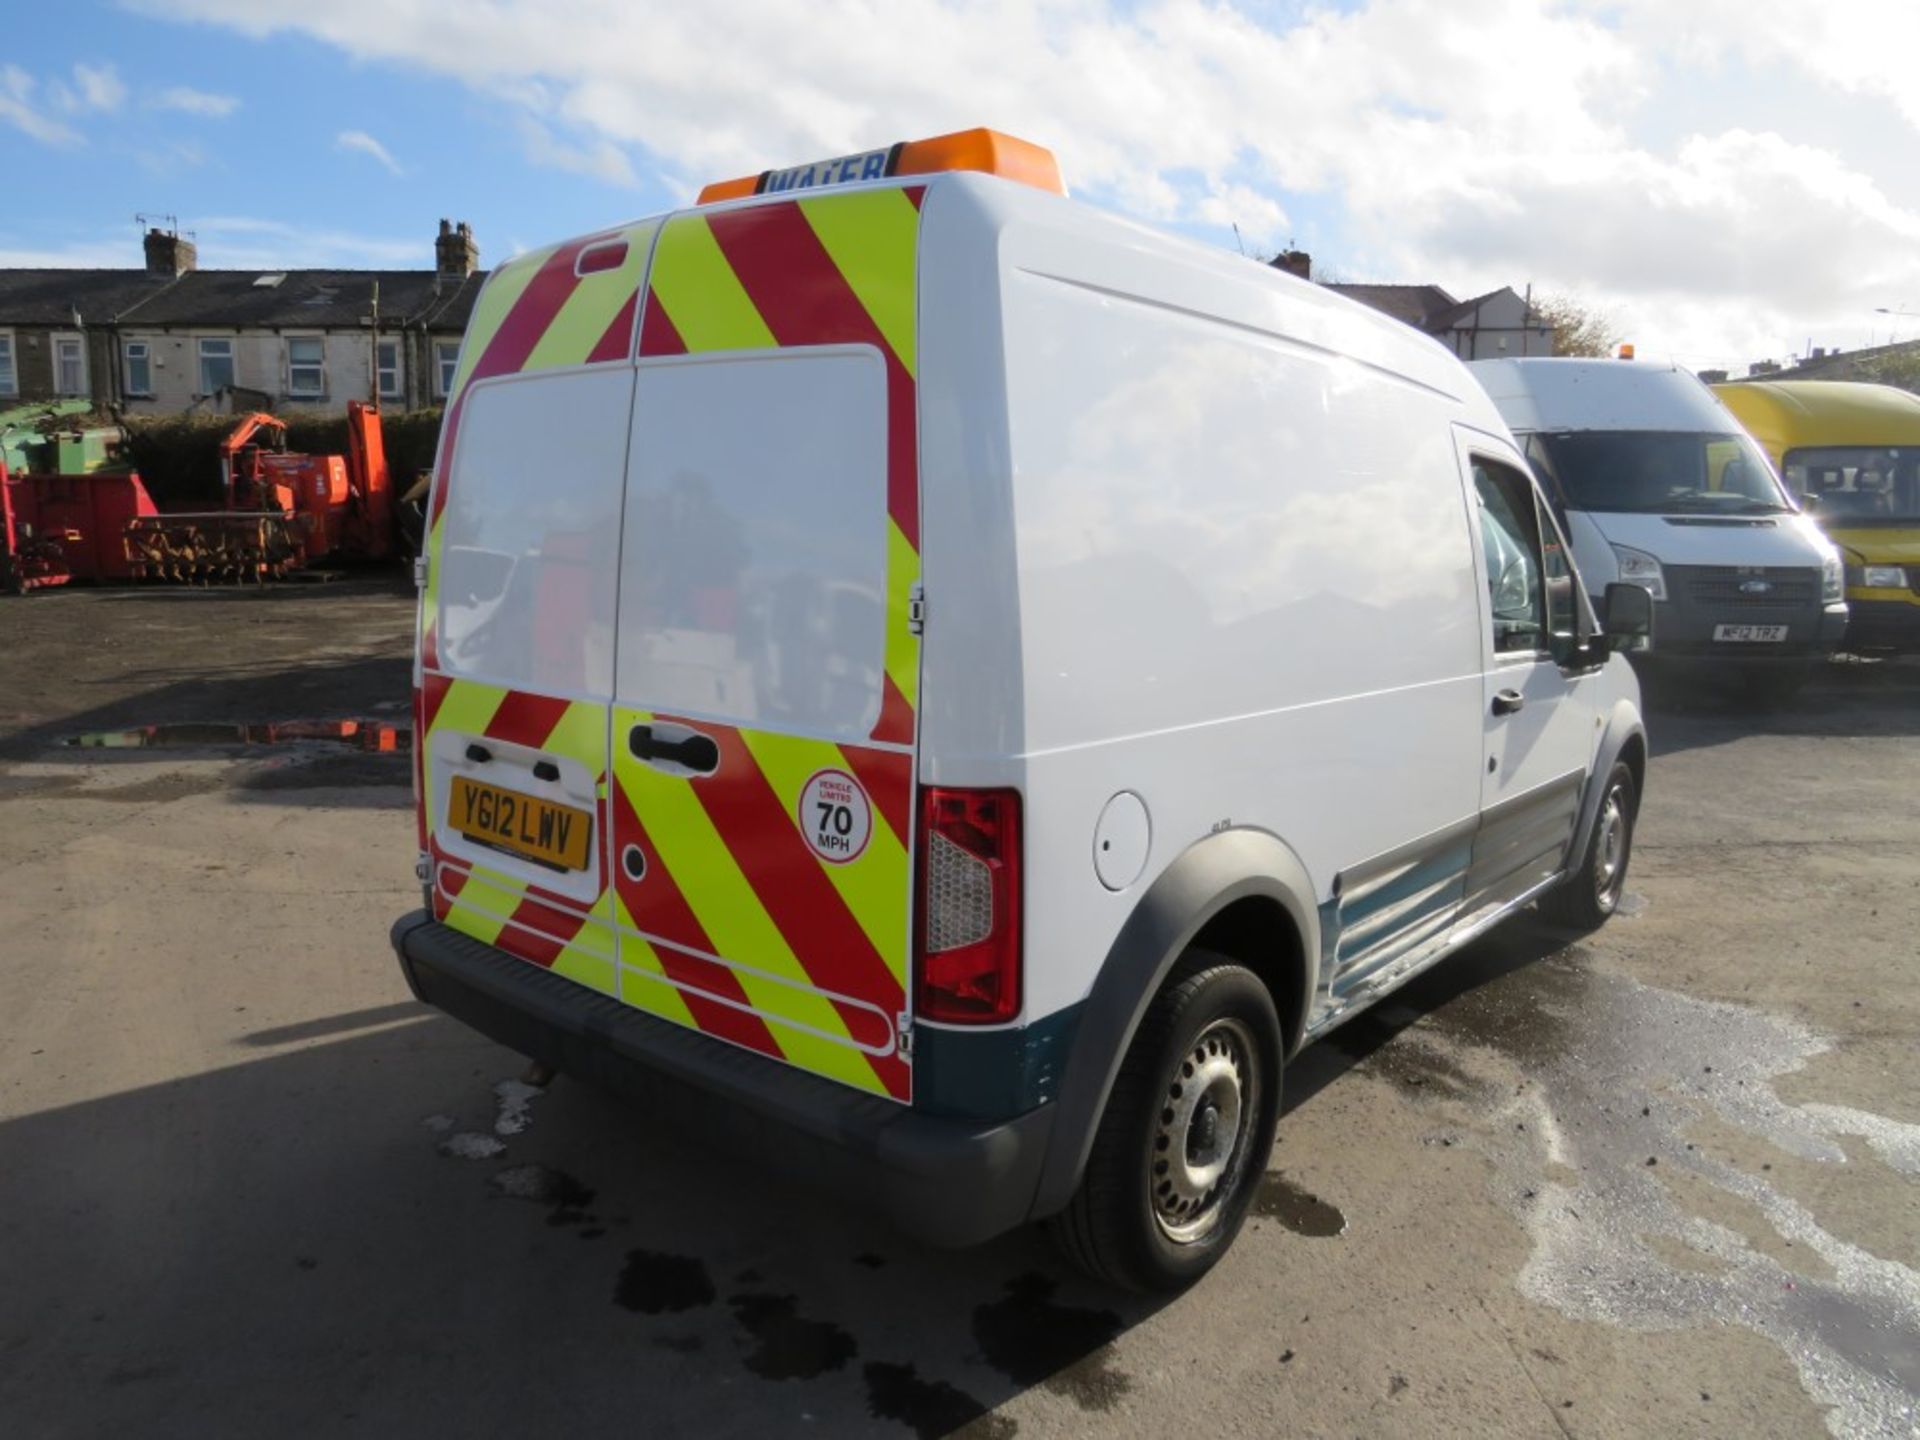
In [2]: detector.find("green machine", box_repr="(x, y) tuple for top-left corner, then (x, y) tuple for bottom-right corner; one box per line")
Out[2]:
(0, 401), (128, 476)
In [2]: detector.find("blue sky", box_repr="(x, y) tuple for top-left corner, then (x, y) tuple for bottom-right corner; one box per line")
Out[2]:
(4, 0), (1918, 370)
(0, 2), (691, 271)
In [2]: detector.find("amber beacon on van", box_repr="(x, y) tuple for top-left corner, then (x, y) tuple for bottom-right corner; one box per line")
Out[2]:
(390, 128), (1651, 1292)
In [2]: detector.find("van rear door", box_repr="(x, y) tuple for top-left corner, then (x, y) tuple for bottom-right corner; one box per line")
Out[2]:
(606, 194), (926, 1102)
(422, 223), (659, 1005)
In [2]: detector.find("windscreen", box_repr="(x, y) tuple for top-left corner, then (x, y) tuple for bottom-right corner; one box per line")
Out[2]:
(1526, 430), (1794, 515)
(615, 348), (888, 742)
(1781, 446), (1920, 524)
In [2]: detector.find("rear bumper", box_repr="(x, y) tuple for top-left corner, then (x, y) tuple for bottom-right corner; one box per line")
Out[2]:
(390, 912), (1053, 1247)
(1845, 597), (1920, 652)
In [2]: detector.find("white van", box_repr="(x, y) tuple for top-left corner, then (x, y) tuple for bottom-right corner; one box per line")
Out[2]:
(1469, 358), (1846, 696)
(390, 130), (1652, 1292)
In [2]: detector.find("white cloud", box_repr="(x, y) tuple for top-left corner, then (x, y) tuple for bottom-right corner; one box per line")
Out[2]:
(47, 61), (126, 116)
(517, 118), (637, 187)
(72, 62), (126, 112)
(124, 0), (1920, 368)
(193, 215), (425, 267)
(153, 85), (240, 118)
(336, 128), (404, 175)
(0, 65), (83, 146)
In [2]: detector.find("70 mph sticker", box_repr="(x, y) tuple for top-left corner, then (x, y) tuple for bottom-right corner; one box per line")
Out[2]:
(797, 768), (872, 865)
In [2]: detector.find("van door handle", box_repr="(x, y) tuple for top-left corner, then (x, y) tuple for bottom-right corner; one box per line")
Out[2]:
(1491, 689), (1525, 717)
(628, 724), (720, 775)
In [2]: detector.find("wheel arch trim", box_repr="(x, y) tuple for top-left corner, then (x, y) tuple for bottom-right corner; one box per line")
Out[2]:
(1027, 826), (1319, 1220)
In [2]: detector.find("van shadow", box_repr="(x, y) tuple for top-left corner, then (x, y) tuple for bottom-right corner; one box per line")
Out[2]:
(1283, 917), (1584, 1116)
(0, 1009), (1170, 1439)
(1639, 654), (1920, 758)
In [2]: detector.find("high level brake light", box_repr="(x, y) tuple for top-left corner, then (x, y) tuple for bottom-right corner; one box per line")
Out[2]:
(697, 128), (1065, 205)
(916, 787), (1022, 1024)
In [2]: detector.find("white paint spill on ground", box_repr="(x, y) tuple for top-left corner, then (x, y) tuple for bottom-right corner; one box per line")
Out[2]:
(1401, 962), (1920, 1439)
(493, 1079), (542, 1137)
(439, 1132), (507, 1160)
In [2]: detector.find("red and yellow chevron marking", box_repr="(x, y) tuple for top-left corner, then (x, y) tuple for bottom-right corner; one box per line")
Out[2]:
(416, 187), (927, 1102)
(610, 708), (912, 1099)
(423, 673), (617, 993)
(638, 189), (925, 746)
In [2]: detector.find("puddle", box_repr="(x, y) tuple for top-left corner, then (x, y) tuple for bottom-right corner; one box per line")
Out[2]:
(971, 1273), (1132, 1413)
(1253, 1173), (1347, 1237)
(864, 1361), (1014, 1440)
(1414, 950), (1920, 1437)
(65, 718), (410, 753)
(727, 1293), (857, 1381)
(614, 1250), (715, 1314)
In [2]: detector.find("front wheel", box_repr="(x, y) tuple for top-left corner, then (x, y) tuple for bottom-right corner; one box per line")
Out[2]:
(1539, 761), (1638, 930)
(1051, 954), (1282, 1293)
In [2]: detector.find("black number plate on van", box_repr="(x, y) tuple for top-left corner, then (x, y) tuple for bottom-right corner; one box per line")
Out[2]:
(450, 776), (592, 871)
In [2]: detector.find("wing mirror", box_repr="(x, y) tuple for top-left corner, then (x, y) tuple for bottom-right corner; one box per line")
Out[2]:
(1602, 581), (1654, 652)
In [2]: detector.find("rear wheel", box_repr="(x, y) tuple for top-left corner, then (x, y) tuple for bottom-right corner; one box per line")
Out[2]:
(1051, 953), (1281, 1293)
(1539, 761), (1637, 930)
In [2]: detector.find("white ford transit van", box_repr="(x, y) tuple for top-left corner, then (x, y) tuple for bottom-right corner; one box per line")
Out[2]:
(1470, 358), (1846, 697)
(391, 130), (1651, 1292)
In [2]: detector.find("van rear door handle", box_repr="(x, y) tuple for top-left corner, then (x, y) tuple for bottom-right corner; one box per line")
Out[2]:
(628, 724), (720, 775)
(1491, 689), (1525, 716)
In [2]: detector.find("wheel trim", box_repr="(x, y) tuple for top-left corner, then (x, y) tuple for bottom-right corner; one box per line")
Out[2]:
(1150, 1018), (1259, 1245)
(1594, 782), (1629, 909)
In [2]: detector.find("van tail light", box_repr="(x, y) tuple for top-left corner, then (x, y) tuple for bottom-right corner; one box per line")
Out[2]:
(916, 787), (1022, 1024)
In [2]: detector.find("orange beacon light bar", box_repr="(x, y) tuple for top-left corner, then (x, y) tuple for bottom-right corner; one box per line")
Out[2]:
(697, 128), (1065, 205)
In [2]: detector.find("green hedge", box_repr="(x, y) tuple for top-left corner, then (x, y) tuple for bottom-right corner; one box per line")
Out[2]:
(123, 407), (446, 507)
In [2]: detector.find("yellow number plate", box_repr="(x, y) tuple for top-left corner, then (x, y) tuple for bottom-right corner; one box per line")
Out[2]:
(450, 776), (593, 872)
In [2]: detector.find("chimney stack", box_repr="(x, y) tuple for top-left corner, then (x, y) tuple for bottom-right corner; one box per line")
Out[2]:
(436, 219), (480, 279)
(1271, 249), (1312, 281)
(143, 226), (197, 277)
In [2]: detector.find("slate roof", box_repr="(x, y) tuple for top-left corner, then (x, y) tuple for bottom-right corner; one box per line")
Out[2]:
(0, 270), (179, 326)
(0, 267), (487, 330)
(1322, 282), (1458, 329)
(1424, 288), (1517, 332)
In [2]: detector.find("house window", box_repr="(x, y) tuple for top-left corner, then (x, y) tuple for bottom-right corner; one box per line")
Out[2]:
(287, 336), (325, 398)
(198, 338), (235, 395)
(124, 340), (153, 397)
(435, 340), (460, 398)
(0, 332), (15, 396)
(55, 334), (88, 396)
(376, 338), (403, 401)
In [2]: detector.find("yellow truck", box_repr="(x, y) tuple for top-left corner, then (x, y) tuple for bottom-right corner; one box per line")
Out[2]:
(1715, 380), (1920, 651)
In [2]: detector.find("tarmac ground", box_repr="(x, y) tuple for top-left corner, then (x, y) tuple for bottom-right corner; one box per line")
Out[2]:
(1, 577), (1915, 1438)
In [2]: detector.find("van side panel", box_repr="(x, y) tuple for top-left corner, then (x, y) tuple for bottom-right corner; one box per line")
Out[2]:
(417, 221), (659, 997)
(918, 182), (1487, 1025)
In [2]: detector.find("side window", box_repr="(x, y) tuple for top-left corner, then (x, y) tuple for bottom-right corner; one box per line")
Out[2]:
(1472, 459), (1546, 654)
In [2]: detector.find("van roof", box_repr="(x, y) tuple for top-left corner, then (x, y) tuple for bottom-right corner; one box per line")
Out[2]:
(486, 169), (1486, 417)
(1713, 379), (1920, 449)
(1467, 356), (1733, 434)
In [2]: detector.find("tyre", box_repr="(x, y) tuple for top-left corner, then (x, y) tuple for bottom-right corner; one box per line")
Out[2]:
(1538, 760), (1637, 930)
(1051, 952), (1282, 1293)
